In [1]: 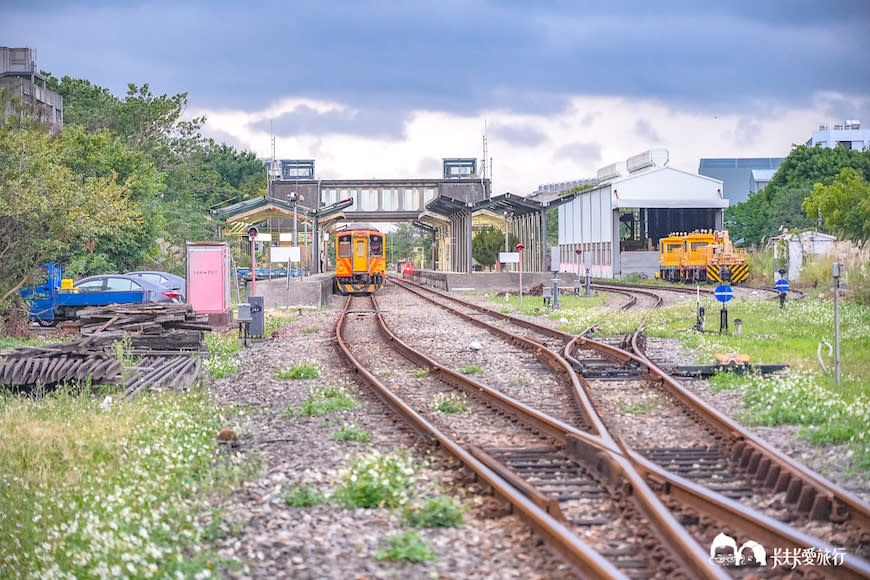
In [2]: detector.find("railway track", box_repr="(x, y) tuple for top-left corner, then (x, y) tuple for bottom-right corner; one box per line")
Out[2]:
(377, 277), (870, 577)
(336, 292), (723, 578)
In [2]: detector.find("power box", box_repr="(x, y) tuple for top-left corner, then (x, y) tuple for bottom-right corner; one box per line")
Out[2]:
(249, 296), (265, 336)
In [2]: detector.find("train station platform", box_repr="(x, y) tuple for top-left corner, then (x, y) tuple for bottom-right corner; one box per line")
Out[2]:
(244, 273), (335, 310)
(246, 270), (596, 311)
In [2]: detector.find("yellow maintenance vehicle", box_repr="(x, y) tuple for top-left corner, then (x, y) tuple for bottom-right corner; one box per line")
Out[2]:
(658, 230), (748, 283)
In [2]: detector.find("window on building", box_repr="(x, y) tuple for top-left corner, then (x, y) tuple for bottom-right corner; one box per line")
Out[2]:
(381, 189), (398, 210)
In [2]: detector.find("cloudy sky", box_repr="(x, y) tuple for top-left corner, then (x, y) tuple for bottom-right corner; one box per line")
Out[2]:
(3, 0), (869, 194)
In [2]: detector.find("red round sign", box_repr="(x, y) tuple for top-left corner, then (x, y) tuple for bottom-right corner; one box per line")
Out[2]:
(247, 227), (259, 240)
(515, 243), (524, 252)
(575, 248), (582, 254)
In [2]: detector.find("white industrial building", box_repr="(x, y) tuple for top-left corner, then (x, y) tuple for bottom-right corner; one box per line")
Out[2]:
(807, 120), (869, 151)
(557, 149), (727, 279)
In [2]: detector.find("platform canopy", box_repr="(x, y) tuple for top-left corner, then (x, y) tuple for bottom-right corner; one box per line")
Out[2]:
(211, 196), (353, 234)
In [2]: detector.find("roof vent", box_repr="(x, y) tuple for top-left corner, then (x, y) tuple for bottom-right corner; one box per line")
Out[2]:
(626, 148), (669, 173)
(597, 161), (628, 182)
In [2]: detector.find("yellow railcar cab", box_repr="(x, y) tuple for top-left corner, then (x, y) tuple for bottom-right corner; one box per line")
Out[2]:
(334, 223), (386, 295)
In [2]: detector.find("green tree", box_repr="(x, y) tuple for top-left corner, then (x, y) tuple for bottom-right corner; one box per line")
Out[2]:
(802, 167), (870, 242)
(726, 145), (870, 246)
(0, 123), (137, 330)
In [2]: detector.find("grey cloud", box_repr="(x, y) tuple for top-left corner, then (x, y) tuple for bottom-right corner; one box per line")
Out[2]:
(633, 119), (661, 142)
(252, 106), (408, 140)
(555, 142), (602, 164)
(735, 117), (763, 145)
(488, 124), (548, 147)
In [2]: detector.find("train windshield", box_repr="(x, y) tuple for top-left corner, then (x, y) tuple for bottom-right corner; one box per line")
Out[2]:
(691, 242), (708, 251)
(338, 235), (352, 258)
(369, 235), (383, 257)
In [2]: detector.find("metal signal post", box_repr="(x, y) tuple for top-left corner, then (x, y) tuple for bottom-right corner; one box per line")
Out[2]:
(516, 242), (525, 306)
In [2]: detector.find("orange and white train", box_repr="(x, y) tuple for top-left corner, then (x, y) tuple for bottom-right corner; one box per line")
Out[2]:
(334, 223), (386, 295)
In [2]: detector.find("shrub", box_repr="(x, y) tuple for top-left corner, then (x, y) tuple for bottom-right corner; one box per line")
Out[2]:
(405, 496), (464, 528)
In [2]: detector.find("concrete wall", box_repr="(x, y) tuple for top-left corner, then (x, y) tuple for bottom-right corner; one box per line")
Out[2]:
(401, 271), (588, 293)
(618, 251), (659, 279)
(245, 274), (334, 309)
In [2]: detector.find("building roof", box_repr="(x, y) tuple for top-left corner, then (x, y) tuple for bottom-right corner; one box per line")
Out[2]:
(751, 169), (776, 181)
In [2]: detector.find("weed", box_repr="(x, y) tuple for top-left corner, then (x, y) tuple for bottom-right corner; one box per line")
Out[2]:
(411, 368), (429, 378)
(282, 484), (329, 507)
(320, 418), (343, 428)
(274, 360), (320, 380)
(405, 496), (464, 528)
(204, 332), (241, 379)
(0, 389), (256, 578)
(460, 364), (484, 375)
(375, 531), (437, 563)
(333, 449), (417, 509)
(302, 326), (320, 335)
(508, 377), (531, 387)
(618, 401), (658, 415)
(292, 384), (358, 417)
(431, 392), (468, 414)
(331, 425), (372, 442)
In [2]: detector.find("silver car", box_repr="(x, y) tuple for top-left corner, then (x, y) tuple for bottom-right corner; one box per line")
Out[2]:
(125, 271), (186, 301)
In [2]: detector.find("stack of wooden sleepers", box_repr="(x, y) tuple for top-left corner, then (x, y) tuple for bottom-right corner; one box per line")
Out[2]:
(0, 303), (211, 396)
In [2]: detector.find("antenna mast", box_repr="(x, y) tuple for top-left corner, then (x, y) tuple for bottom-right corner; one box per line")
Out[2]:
(482, 121), (488, 179)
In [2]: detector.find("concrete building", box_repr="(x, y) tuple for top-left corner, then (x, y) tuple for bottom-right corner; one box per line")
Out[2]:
(558, 148), (727, 279)
(807, 120), (869, 151)
(698, 157), (784, 204)
(0, 47), (63, 129)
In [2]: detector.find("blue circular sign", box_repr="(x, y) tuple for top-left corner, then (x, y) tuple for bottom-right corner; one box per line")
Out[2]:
(776, 278), (789, 292)
(714, 284), (734, 303)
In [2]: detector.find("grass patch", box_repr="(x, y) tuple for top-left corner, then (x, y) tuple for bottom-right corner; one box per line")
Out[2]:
(405, 496), (464, 528)
(274, 360), (320, 380)
(333, 449), (418, 509)
(288, 384), (359, 417)
(618, 400), (658, 415)
(0, 387), (255, 578)
(204, 331), (242, 379)
(331, 424), (372, 442)
(431, 392), (468, 414)
(264, 312), (299, 336)
(375, 531), (437, 563)
(710, 370), (870, 467)
(302, 326), (320, 335)
(460, 364), (484, 375)
(282, 484), (329, 507)
(411, 368), (429, 378)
